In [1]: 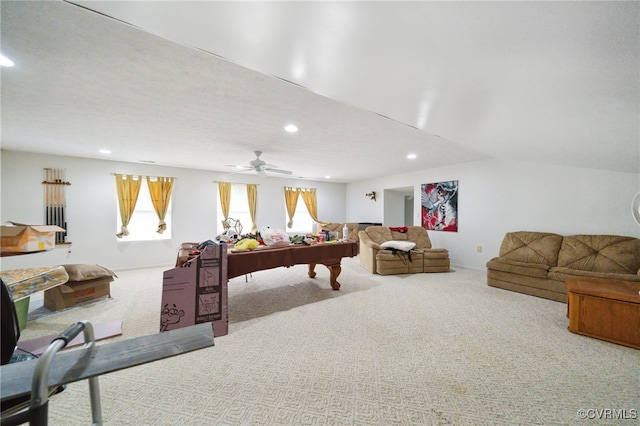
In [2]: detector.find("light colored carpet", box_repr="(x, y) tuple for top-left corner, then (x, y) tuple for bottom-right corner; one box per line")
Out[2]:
(18, 257), (639, 425)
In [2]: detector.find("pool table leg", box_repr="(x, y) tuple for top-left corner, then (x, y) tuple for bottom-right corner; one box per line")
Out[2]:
(308, 262), (342, 290)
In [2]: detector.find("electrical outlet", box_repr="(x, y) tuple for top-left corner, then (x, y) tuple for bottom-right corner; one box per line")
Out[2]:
(476, 245), (482, 253)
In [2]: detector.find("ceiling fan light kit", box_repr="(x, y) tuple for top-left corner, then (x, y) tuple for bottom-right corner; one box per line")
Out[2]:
(228, 151), (293, 177)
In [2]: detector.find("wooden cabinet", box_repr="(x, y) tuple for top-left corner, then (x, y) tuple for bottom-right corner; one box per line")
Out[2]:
(566, 278), (640, 349)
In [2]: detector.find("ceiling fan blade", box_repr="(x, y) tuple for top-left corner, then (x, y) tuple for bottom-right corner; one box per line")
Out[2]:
(225, 169), (253, 176)
(230, 151), (293, 176)
(265, 168), (293, 175)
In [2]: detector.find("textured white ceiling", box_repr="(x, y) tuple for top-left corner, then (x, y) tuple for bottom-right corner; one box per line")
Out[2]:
(1, 0), (638, 182)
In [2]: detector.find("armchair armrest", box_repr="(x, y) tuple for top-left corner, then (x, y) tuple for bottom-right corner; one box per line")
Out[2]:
(358, 231), (381, 250)
(358, 231), (381, 273)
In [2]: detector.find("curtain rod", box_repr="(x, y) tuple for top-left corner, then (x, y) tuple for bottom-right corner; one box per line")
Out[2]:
(213, 181), (259, 185)
(285, 186), (316, 191)
(111, 173), (177, 179)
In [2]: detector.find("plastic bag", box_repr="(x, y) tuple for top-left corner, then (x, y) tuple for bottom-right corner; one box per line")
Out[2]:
(261, 227), (290, 247)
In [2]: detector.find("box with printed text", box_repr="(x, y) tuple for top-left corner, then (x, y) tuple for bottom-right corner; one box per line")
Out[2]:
(160, 243), (228, 337)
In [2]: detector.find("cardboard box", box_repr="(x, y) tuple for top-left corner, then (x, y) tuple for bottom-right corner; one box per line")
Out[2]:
(44, 277), (112, 311)
(1, 223), (65, 253)
(161, 244), (228, 337)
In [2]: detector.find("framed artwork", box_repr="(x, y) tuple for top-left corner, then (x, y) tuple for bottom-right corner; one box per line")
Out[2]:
(421, 180), (458, 232)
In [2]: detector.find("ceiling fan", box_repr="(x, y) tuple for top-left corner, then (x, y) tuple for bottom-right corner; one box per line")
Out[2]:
(227, 151), (293, 177)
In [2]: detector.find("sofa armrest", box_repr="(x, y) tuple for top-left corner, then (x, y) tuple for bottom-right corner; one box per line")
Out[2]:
(362, 241), (382, 250)
(358, 231), (381, 250)
(421, 248), (449, 253)
(358, 231), (380, 273)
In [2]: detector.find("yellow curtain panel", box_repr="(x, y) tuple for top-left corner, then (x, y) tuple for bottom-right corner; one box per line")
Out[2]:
(246, 184), (258, 234)
(299, 188), (320, 223)
(217, 181), (231, 222)
(115, 174), (142, 238)
(147, 176), (175, 234)
(284, 186), (300, 229)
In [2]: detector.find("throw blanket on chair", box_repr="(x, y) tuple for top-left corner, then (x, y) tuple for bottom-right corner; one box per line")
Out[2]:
(380, 240), (416, 264)
(389, 226), (408, 233)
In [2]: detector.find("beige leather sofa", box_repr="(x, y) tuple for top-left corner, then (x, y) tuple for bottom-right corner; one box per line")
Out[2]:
(487, 231), (640, 302)
(359, 226), (450, 275)
(320, 223), (360, 243)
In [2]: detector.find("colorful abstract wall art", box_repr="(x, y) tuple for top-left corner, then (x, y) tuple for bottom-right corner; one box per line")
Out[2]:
(421, 180), (458, 232)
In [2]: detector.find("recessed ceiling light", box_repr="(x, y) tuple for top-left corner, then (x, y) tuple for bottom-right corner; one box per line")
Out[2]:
(325, 175), (331, 179)
(99, 149), (111, 155)
(285, 124), (298, 133)
(0, 54), (14, 67)
(407, 154), (417, 159)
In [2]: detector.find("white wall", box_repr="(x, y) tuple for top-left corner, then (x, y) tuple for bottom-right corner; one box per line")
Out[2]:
(3, 151), (638, 273)
(347, 158), (640, 270)
(404, 196), (414, 226)
(382, 189), (405, 226)
(0, 150), (346, 270)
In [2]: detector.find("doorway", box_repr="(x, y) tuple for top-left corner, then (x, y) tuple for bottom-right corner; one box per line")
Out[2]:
(383, 186), (414, 226)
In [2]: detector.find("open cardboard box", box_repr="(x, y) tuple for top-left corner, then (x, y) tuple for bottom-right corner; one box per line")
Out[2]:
(44, 277), (112, 311)
(1, 222), (65, 253)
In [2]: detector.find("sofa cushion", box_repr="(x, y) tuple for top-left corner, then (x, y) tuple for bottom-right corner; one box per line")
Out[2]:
(486, 258), (550, 279)
(487, 269), (567, 301)
(376, 249), (422, 274)
(557, 235), (640, 274)
(548, 267), (640, 283)
(405, 227), (432, 249)
(376, 259), (409, 275)
(422, 249), (449, 259)
(406, 250), (425, 273)
(363, 226), (394, 245)
(498, 231), (563, 267)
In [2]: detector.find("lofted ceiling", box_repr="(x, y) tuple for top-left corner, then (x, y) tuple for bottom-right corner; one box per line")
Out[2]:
(1, 0), (638, 183)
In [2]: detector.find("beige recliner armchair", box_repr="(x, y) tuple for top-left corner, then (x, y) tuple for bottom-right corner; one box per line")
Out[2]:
(359, 226), (450, 275)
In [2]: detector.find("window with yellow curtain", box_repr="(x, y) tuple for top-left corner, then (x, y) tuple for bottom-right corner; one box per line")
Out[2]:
(289, 197), (313, 233)
(284, 186), (313, 233)
(216, 183), (252, 236)
(115, 174), (172, 241)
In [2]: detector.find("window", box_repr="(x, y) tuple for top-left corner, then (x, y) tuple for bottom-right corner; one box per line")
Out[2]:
(216, 185), (253, 236)
(287, 196), (313, 234)
(116, 186), (171, 241)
